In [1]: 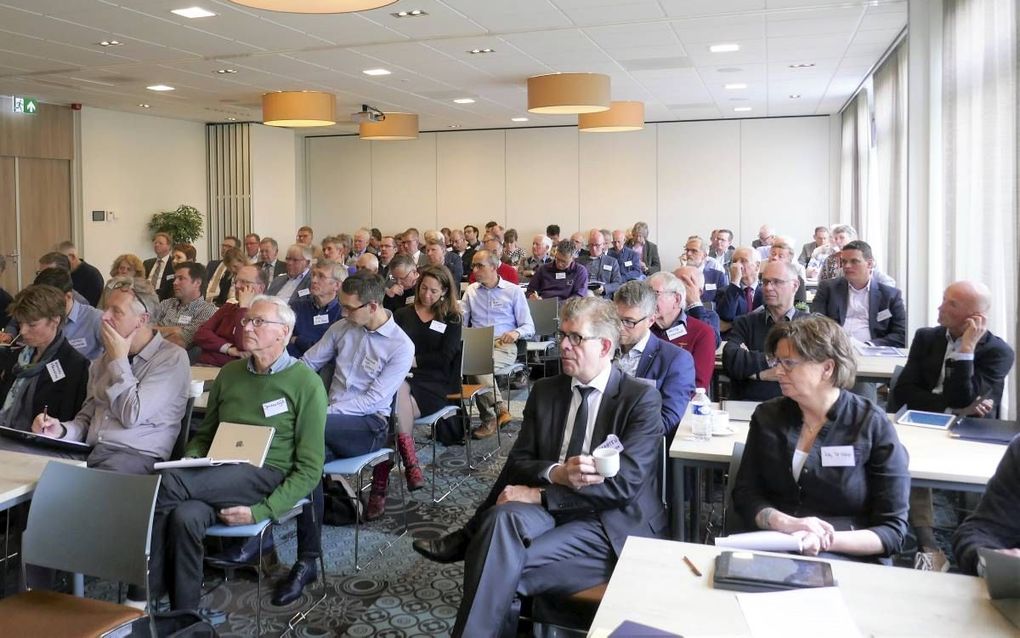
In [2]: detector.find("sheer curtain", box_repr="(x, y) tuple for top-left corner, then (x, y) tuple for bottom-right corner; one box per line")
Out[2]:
(871, 44), (908, 287)
(840, 91), (871, 229)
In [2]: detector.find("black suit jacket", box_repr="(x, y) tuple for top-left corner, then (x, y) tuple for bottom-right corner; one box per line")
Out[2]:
(890, 326), (1015, 415)
(0, 336), (89, 427)
(810, 277), (907, 347)
(143, 256), (175, 300)
(505, 366), (667, 555)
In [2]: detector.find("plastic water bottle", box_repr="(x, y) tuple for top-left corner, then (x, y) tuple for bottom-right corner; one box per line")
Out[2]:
(690, 388), (712, 441)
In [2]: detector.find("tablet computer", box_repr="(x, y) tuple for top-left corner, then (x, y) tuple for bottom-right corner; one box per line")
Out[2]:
(713, 551), (835, 593)
(894, 407), (957, 430)
(0, 425), (93, 453)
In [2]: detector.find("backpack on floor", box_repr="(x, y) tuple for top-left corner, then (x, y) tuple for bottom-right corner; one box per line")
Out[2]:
(322, 474), (363, 526)
(435, 414), (466, 446)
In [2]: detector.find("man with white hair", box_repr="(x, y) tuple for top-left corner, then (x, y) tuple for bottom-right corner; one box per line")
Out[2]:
(674, 266), (722, 345)
(716, 247), (762, 328)
(751, 224), (773, 249)
(267, 244), (313, 304)
(578, 229), (623, 297)
(647, 272), (717, 393)
(682, 236), (727, 307)
(520, 234), (553, 279)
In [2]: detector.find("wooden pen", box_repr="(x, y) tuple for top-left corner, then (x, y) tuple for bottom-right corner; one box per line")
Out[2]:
(683, 555), (702, 577)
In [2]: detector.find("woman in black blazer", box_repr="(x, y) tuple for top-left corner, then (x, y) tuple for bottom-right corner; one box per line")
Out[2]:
(732, 314), (910, 562)
(0, 285), (89, 431)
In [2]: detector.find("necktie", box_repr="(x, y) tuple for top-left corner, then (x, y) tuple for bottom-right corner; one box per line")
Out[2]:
(744, 286), (754, 312)
(150, 258), (162, 287)
(566, 386), (597, 458)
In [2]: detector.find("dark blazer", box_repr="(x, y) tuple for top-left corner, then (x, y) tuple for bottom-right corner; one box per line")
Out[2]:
(701, 267), (729, 305)
(717, 282), (761, 322)
(889, 326), (1015, 415)
(640, 240), (660, 274)
(442, 251), (463, 295)
(636, 336), (696, 438)
(687, 304), (721, 346)
(506, 367), (668, 555)
(722, 308), (810, 401)
(266, 271), (312, 305)
(0, 336), (90, 428)
(143, 256), (175, 300)
(71, 260), (105, 307)
(609, 246), (644, 282)
(258, 260), (287, 280)
(810, 277), (907, 347)
(953, 436), (1020, 574)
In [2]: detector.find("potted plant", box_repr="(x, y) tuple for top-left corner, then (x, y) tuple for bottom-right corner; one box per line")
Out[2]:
(148, 204), (203, 244)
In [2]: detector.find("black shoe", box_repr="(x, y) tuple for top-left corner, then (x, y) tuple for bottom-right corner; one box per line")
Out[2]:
(271, 558), (317, 606)
(412, 529), (469, 563)
(207, 534), (275, 566)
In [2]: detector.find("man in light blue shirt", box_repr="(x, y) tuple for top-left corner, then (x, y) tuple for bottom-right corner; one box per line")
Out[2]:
(34, 268), (104, 360)
(461, 250), (535, 438)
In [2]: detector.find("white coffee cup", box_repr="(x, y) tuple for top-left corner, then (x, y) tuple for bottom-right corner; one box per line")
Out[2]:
(189, 379), (205, 398)
(593, 447), (620, 478)
(712, 409), (730, 434)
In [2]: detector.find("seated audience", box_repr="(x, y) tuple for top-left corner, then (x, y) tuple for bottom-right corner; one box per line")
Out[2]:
(732, 315), (910, 562)
(205, 246), (245, 306)
(267, 244), (313, 304)
(614, 281), (695, 437)
(384, 254), (419, 311)
(172, 243), (197, 265)
(242, 233), (261, 264)
(765, 240), (807, 304)
(393, 265), (462, 490)
(674, 266), (722, 345)
(424, 237), (462, 295)
(152, 262), (216, 350)
(751, 224), (773, 249)
(57, 241), (104, 307)
(33, 278), (190, 473)
(346, 228), (372, 268)
(646, 272), (716, 392)
(952, 435), (1020, 575)
(799, 226), (830, 266)
(27, 268), (104, 360)
(147, 295), (326, 612)
(716, 246), (762, 327)
(682, 236), (728, 306)
(501, 229), (523, 268)
(470, 233), (520, 284)
(610, 230), (645, 282)
(578, 229), (623, 297)
(257, 237), (286, 281)
(526, 240), (588, 301)
(708, 228), (735, 269)
(450, 230), (474, 278)
(629, 221), (661, 275)
(545, 223), (560, 243)
(321, 235), (346, 263)
(378, 235), (397, 280)
(296, 225), (314, 246)
(111, 253), (146, 281)
(569, 231), (587, 259)
(464, 224), (481, 251)
(815, 224), (856, 281)
(519, 234), (552, 279)
(356, 252), (379, 274)
(288, 259), (344, 358)
(37, 252), (91, 308)
(722, 261), (809, 400)
(400, 228), (425, 266)
(413, 297), (665, 636)
(194, 265), (268, 366)
(0, 285), (89, 432)
(144, 232), (176, 300)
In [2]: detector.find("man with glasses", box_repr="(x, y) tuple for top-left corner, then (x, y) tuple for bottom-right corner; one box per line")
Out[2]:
(470, 233), (519, 284)
(378, 235), (397, 279)
(716, 247), (762, 330)
(526, 240), (589, 301)
(267, 244), (312, 304)
(413, 297), (665, 636)
(647, 272), (717, 393)
(766, 241), (808, 305)
(399, 228), (425, 266)
(288, 260), (345, 358)
(708, 228), (735, 269)
(462, 250), (535, 439)
(152, 261), (216, 352)
(450, 229), (474, 278)
(682, 236), (728, 307)
(609, 230), (644, 282)
(578, 229), (622, 297)
(722, 261), (808, 400)
(194, 266), (269, 366)
(242, 233), (261, 264)
(614, 282), (695, 437)
(296, 226), (314, 247)
(384, 255), (419, 312)
(33, 278), (190, 474)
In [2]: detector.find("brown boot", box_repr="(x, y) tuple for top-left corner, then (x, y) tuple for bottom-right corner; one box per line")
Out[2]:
(396, 433), (425, 491)
(365, 460), (392, 521)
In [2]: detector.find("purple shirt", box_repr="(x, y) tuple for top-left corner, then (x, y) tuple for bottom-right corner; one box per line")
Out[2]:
(525, 261), (589, 300)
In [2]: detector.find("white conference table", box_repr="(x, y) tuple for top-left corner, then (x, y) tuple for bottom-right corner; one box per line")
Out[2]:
(713, 341), (906, 382)
(190, 365), (220, 410)
(669, 405), (1009, 542)
(0, 450), (85, 512)
(588, 537), (1017, 637)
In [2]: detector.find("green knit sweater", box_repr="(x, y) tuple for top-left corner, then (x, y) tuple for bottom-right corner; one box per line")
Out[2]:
(187, 359), (327, 522)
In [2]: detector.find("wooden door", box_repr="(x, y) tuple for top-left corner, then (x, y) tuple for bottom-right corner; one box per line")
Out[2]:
(0, 157), (17, 294)
(17, 158), (71, 288)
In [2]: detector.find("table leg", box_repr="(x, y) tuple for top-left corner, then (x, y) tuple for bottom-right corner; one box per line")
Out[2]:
(690, 467), (703, 543)
(670, 458), (686, 542)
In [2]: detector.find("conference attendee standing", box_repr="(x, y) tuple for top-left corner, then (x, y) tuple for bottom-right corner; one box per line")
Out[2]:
(144, 232), (176, 301)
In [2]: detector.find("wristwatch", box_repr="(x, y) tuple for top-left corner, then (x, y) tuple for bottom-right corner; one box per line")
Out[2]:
(539, 488), (548, 509)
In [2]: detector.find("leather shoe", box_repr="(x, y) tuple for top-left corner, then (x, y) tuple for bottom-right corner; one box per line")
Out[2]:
(497, 409), (513, 427)
(207, 534), (275, 566)
(472, 418), (497, 439)
(412, 529), (469, 563)
(271, 558), (317, 606)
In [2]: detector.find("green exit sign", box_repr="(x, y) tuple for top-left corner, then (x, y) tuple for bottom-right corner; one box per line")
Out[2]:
(13, 97), (38, 114)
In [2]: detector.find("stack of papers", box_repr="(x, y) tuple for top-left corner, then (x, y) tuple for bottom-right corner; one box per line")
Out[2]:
(736, 588), (862, 637)
(714, 531), (802, 552)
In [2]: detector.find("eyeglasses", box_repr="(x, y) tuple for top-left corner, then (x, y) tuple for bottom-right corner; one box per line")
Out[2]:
(761, 278), (791, 287)
(619, 315), (648, 328)
(285, 256), (307, 263)
(767, 357), (807, 371)
(240, 316), (287, 328)
(340, 301), (370, 314)
(556, 331), (602, 346)
(106, 279), (153, 314)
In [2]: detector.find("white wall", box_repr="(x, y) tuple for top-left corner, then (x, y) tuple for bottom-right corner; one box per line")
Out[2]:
(80, 107), (207, 274)
(251, 123), (300, 248)
(305, 116), (837, 271)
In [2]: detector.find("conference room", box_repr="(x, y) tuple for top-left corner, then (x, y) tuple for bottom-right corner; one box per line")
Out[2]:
(0, 0), (1017, 636)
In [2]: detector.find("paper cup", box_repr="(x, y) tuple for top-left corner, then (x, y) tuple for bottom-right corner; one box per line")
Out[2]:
(712, 409), (730, 434)
(593, 448), (620, 478)
(189, 379), (206, 398)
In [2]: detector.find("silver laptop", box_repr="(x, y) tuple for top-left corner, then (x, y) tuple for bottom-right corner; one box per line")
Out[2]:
(979, 547), (1020, 628)
(154, 422), (274, 470)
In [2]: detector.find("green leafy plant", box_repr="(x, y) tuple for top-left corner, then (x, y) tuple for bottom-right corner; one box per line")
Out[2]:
(148, 204), (203, 245)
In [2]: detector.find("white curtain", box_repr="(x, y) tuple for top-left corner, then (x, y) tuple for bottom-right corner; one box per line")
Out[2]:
(871, 44), (908, 287)
(839, 91), (870, 228)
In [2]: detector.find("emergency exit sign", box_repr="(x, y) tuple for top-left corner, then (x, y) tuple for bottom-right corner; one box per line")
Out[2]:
(13, 97), (38, 113)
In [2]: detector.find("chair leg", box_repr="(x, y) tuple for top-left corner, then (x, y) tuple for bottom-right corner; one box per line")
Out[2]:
(354, 468), (363, 571)
(256, 531), (265, 637)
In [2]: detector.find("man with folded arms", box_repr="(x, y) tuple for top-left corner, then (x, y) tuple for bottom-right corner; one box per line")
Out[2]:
(146, 295), (326, 613)
(152, 261), (217, 351)
(288, 259), (344, 358)
(646, 272), (716, 394)
(33, 278), (190, 473)
(578, 229), (622, 298)
(526, 240), (588, 301)
(413, 297), (665, 637)
(953, 435), (1020, 575)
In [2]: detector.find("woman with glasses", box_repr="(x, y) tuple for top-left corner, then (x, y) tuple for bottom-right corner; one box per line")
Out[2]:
(108, 254), (145, 280)
(0, 285), (89, 432)
(731, 314), (910, 562)
(194, 265), (268, 366)
(393, 265), (462, 492)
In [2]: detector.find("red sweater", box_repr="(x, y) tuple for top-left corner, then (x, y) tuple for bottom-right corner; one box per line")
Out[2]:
(193, 302), (248, 367)
(468, 262), (519, 285)
(651, 313), (716, 391)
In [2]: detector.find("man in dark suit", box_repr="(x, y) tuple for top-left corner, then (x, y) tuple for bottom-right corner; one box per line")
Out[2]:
(682, 236), (728, 306)
(412, 297), (666, 637)
(674, 266), (722, 345)
(144, 232), (176, 301)
(810, 240), (906, 347)
(609, 230), (644, 282)
(630, 221), (660, 274)
(799, 226), (830, 266)
(204, 236), (240, 300)
(257, 237), (287, 281)
(266, 244), (313, 304)
(716, 247), (762, 329)
(614, 281), (695, 437)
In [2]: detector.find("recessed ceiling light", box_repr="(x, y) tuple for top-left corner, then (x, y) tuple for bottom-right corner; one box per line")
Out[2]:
(724, 83), (747, 90)
(788, 63), (816, 69)
(392, 9), (427, 17)
(511, 117), (529, 122)
(709, 43), (740, 53)
(227, 117), (237, 121)
(789, 94), (802, 99)
(469, 48), (495, 55)
(98, 40), (122, 47)
(448, 124), (461, 128)
(716, 67), (743, 74)
(362, 68), (391, 76)
(453, 98), (475, 104)
(171, 7), (216, 18)
(146, 84), (175, 91)
(733, 107), (752, 112)
(139, 103), (150, 108)
(215, 68), (236, 74)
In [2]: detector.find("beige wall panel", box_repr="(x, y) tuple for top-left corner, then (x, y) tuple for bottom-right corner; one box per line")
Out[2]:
(506, 127), (579, 249)
(437, 130), (506, 233)
(306, 136), (372, 238)
(579, 125), (657, 244)
(18, 158), (70, 287)
(370, 133), (438, 234)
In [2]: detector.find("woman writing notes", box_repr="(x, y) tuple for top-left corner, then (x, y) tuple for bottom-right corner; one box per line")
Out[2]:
(732, 315), (910, 561)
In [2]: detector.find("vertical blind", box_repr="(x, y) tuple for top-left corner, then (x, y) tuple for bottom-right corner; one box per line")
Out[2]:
(206, 123), (252, 254)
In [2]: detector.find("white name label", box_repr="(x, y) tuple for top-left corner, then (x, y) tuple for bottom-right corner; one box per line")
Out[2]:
(46, 360), (66, 382)
(666, 324), (687, 340)
(876, 309), (892, 322)
(405, 296), (415, 304)
(555, 272), (566, 280)
(430, 320), (447, 334)
(313, 314), (329, 326)
(821, 445), (855, 467)
(297, 288), (310, 297)
(603, 264), (613, 271)
(705, 283), (717, 291)
(165, 274), (175, 281)
(624, 260), (633, 267)
(262, 398), (288, 418)
(178, 315), (192, 324)
(68, 337), (88, 350)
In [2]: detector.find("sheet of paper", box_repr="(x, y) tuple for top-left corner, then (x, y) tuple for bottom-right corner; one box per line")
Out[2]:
(714, 531), (802, 552)
(736, 587), (862, 638)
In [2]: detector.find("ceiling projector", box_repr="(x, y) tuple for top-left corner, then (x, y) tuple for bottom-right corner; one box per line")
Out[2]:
(350, 104), (385, 123)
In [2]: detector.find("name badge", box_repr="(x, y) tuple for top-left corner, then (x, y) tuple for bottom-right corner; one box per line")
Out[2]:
(313, 314), (329, 326)
(705, 283), (717, 291)
(555, 272), (566, 280)
(876, 309), (892, 322)
(624, 260), (633, 267)
(405, 296), (415, 304)
(46, 360), (66, 382)
(595, 433), (626, 452)
(262, 398), (288, 418)
(178, 314), (192, 324)
(634, 376), (657, 388)
(68, 337), (87, 350)
(297, 288), (310, 297)
(821, 445), (855, 467)
(666, 324), (687, 340)
(489, 299), (504, 309)
(363, 356), (381, 375)
(602, 264), (613, 271)
(430, 320), (447, 334)
(165, 274), (175, 281)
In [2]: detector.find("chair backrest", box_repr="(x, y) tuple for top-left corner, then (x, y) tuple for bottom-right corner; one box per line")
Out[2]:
(722, 441), (746, 536)
(886, 364), (905, 412)
(171, 396), (196, 460)
(461, 325), (495, 377)
(527, 297), (559, 338)
(22, 463), (161, 588)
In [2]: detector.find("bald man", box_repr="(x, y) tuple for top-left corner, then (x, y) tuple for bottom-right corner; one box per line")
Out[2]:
(674, 266), (721, 345)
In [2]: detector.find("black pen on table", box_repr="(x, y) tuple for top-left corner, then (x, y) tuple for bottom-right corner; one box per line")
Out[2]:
(683, 555), (702, 577)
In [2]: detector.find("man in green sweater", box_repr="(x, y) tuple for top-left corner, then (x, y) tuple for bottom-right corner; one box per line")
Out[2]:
(147, 295), (327, 613)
